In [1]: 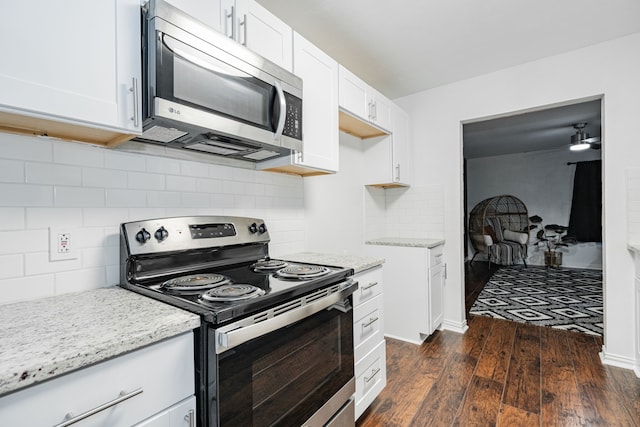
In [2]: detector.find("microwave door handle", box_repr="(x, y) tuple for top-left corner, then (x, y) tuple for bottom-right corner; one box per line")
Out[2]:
(273, 80), (286, 139)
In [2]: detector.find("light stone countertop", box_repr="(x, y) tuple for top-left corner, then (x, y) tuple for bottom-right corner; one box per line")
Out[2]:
(278, 252), (385, 274)
(365, 237), (445, 249)
(0, 287), (200, 397)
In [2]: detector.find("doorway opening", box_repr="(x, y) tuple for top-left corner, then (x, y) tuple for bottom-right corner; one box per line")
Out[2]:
(462, 97), (604, 336)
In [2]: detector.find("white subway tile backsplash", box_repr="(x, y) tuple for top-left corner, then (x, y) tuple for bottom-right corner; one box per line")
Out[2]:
(181, 160), (209, 177)
(0, 208), (25, 230)
(105, 188), (147, 207)
(127, 171), (165, 190)
(211, 194), (235, 208)
(55, 267), (106, 294)
(0, 159), (24, 183)
(105, 150), (145, 171)
(83, 208), (129, 227)
(83, 167), (128, 188)
(0, 133), (52, 162)
(197, 178), (223, 193)
(0, 134), (306, 304)
(0, 254), (24, 279)
(181, 192), (210, 208)
(26, 208), (83, 229)
(0, 183), (53, 207)
(166, 175), (197, 192)
(0, 229), (48, 255)
(25, 252), (82, 275)
(55, 187), (104, 207)
(146, 156), (181, 175)
(83, 246), (119, 268)
(53, 141), (104, 167)
(147, 191), (181, 208)
(0, 274), (55, 305)
(26, 162), (81, 186)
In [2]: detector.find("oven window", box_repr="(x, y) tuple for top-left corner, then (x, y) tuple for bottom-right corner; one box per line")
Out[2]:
(212, 304), (353, 426)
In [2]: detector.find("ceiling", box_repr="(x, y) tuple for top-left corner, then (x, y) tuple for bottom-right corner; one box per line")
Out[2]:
(256, 0), (638, 157)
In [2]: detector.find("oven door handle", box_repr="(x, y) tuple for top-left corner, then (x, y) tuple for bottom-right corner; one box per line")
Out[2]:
(216, 281), (356, 354)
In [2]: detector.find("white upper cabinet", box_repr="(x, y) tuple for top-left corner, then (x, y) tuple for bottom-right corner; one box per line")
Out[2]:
(243, 0), (293, 71)
(166, 0), (225, 30)
(259, 32), (339, 174)
(364, 104), (412, 187)
(338, 65), (392, 135)
(0, 0), (141, 146)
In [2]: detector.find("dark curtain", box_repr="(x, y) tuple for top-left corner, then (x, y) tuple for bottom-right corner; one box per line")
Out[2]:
(568, 160), (602, 242)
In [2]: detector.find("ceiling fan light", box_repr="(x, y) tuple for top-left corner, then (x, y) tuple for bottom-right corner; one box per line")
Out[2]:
(570, 142), (591, 151)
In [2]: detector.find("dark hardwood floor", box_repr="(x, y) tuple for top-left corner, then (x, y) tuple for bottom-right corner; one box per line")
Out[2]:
(356, 261), (640, 427)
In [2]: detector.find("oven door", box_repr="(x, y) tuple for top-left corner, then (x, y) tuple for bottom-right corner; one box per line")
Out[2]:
(209, 282), (356, 426)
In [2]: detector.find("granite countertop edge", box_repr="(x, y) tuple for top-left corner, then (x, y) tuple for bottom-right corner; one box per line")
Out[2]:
(278, 252), (385, 274)
(0, 287), (200, 397)
(365, 237), (445, 248)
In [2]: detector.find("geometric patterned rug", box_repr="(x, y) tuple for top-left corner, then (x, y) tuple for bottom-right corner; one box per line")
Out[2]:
(469, 266), (603, 336)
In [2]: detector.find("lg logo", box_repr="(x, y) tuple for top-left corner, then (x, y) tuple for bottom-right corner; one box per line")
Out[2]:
(168, 107), (181, 115)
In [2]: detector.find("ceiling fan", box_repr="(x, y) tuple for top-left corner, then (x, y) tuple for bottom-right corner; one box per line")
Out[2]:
(569, 122), (601, 151)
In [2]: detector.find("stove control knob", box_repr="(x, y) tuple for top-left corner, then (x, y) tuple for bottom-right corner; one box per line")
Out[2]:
(249, 222), (258, 233)
(135, 228), (151, 244)
(154, 226), (169, 241)
(258, 223), (267, 234)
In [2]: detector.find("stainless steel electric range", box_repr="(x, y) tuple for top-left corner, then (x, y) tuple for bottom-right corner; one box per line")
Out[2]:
(120, 216), (357, 427)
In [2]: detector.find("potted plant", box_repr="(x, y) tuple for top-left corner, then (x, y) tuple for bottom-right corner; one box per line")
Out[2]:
(529, 215), (576, 267)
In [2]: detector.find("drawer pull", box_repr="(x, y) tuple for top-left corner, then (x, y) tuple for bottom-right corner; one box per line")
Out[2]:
(361, 281), (379, 291)
(185, 409), (195, 427)
(362, 316), (379, 328)
(364, 367), (381, 383)
(54, 387), (143, 427)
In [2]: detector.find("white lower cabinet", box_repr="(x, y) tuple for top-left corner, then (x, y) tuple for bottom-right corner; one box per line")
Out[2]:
(365, 243), (445, 344)
(352, 266), (386, 420)
(0, 333), (195, 427)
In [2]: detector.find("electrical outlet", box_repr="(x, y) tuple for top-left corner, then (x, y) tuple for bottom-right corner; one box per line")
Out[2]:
(49, 228), (78, 261)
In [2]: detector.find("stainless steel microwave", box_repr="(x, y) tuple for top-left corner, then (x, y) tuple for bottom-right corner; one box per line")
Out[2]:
(137, 0), (303, 162)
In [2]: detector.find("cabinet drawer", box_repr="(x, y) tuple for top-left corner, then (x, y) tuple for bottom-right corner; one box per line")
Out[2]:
(0, 333), (194, 427)
(429, 244), (444, 268)
(353, 266), (383, 307)
(354, 294), (384, 360)
(355, 340), (386, 420)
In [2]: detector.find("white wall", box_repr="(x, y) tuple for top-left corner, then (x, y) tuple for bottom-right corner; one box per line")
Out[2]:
(397, 32), (640, 369)
(466, 147), (602, 269)
(0, 132), (306, 305)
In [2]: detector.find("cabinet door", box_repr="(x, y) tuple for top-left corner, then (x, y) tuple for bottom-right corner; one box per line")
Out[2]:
(369, 89), (392, 132)
(429, 263), (444, 332)
(166, 0), (224, 31)
(391, 105), (412, 186)
(292, 33), (339, 172)
(338, 65), (369, 120)
(244, 0), (293, 71)
(0, 0), (140, 137)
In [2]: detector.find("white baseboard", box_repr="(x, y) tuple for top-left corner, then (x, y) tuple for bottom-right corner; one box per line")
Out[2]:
(383, 333), (423, 346)
(440, 319), (468, 334)
(600, 347), (640, 377)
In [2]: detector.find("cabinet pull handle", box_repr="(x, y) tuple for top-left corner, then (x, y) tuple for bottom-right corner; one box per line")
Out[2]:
(364, 367), (381, 383)
(395, 164), (400, 181)
(372, 100), (377, 121)
(368, 100), (373, 121)
(240, 14), (247, 46)
(185, 409), (195, 427)
(130, 77), (139, 128)
(53, 388), (143, 427)
(227, 6), (236, 39)
(361, 281), (379, 291)
(362, 316), (379, 328)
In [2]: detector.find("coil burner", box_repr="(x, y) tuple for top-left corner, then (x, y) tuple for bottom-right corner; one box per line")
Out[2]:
(161, 274), (231, 293)
(200, 284), (266, 302)
(275, 265), (330, 280)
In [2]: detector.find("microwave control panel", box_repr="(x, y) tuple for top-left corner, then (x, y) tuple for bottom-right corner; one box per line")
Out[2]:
(283, 93), (302, 141)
